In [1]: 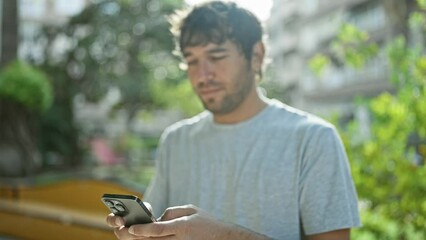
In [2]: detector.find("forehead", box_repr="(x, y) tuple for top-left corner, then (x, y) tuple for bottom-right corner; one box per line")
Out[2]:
(182, 40), (238, 58)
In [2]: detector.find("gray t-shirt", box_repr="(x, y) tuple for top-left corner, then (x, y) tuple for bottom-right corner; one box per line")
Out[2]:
(144, 99), (360, 239)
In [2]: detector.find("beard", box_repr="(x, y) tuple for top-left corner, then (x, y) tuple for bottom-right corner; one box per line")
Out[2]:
(198, 74), (254, 115)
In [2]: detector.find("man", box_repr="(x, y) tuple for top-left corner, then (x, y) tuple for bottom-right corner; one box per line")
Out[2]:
(107, 1), (360, 239)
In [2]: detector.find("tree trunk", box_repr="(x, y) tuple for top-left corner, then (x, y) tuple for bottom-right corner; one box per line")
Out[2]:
(1, 0), (19, 67)
(382, 0), (412, 38)
(0, 1), (38, 177)
(0, 99), (41, 177)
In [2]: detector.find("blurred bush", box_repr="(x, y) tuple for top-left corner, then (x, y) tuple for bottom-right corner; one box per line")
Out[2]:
(0, 60), (52, 113)
(0, 60), (53, 177)
(309, 1), (426, 238)
(27, 0), (189, 170)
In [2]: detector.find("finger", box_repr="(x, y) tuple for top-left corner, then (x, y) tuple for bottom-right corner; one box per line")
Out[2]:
(142, 235), (175, 240)
(115, 225), (148, 240)
(160, 205), (197, 221)
(107, 213), (125, 227)
(129, 217), (186, 237)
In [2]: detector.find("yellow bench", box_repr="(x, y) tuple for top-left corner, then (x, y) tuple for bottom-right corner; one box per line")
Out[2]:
(0, 179), (143, 240)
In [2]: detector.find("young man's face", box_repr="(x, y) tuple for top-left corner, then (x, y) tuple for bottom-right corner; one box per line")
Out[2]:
(183, 40), (256, 115)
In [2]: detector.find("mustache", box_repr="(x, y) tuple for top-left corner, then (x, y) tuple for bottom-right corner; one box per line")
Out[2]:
(196, 79), (221, 89)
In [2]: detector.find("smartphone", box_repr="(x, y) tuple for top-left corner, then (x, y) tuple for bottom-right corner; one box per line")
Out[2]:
(101, 193), (156, 227)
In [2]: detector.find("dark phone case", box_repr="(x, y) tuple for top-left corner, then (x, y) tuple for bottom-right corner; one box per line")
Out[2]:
(101, 193), (156, 227)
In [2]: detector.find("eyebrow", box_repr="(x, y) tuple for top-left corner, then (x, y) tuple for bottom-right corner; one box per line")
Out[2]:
(183, 46), (228, 58)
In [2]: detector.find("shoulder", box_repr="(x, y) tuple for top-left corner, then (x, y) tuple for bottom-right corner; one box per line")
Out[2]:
(266, 99), (336, 135)
(159, 111), (210, 143)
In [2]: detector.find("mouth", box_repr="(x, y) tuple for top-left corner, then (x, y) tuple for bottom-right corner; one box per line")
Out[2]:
(199, 88), (223, 99)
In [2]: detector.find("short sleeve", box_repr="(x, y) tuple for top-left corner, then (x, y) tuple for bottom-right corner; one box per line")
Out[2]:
(299, 125), (361, 235)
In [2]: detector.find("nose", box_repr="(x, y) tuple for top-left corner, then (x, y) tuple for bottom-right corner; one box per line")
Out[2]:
(195, 59), (214, 84)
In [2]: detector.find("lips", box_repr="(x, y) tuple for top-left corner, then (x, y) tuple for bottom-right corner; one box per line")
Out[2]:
(199, 87), (223, 99)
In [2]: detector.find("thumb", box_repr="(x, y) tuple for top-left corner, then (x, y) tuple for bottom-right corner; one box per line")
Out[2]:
(159, 204), (198, 221)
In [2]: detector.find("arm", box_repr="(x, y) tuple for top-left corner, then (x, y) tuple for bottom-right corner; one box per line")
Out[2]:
(299, 126), (360, 236)
(307, 229), (350, 240)
(106, 207), (351, 240)
(107, 204), (271, 240)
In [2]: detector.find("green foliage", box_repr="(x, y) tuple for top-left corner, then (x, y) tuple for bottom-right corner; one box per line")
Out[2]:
(417, 0), (426, 9)
(30, 0), (187, 167)
(312, 1), (426, 238)
(343, 88), (426, 238)
(333, 28), (426, 240)
(331, 24), (378, 68)
(60, 0), (184, 108)
(115, 132), (148, 162)
(308, 54), (330, 77)
(409, 11), (426, 30)
(0, 60), (53, 113)
(386, 36), (423, 86)
(150, 79), (203, 117)
(309, 24), (379, 76)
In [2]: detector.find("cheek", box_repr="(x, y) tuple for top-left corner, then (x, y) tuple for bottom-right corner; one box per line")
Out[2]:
(186, 70), (197, 84)
(186, 67), (195, 78)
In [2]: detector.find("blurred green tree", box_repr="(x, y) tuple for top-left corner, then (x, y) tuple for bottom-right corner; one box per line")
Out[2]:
(0, 1), (52, 177)
(27, 0), (198, 169)
(310, 0), (426, 238)
(0, 61), (53, 177)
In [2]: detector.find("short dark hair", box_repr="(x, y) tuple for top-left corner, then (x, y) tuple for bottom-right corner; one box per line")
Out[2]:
(169, 1), (263, 61)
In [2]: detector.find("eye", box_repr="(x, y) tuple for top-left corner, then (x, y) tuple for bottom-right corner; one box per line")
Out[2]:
(210, 55), (227, 62)
(186, 59), (198, 66)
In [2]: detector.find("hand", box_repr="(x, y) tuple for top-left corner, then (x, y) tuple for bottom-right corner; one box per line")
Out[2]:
(125, 204), (270, 240)
(128, 204), (223, 239)
(106, 204), (214, 239)
(106, 202), (154, 240)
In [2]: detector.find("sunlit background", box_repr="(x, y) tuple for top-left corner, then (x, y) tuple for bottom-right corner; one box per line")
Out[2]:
(185, 0), (273, 21)
(0, 0), (425, 239)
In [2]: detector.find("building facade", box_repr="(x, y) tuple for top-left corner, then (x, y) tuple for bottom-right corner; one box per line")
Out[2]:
(267, 0), (414, 118)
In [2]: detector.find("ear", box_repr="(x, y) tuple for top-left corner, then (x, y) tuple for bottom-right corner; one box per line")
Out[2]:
(251, 41), (265, 74)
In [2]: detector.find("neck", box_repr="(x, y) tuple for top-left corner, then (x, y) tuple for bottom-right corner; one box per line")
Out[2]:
(213, 88), (267, 124)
